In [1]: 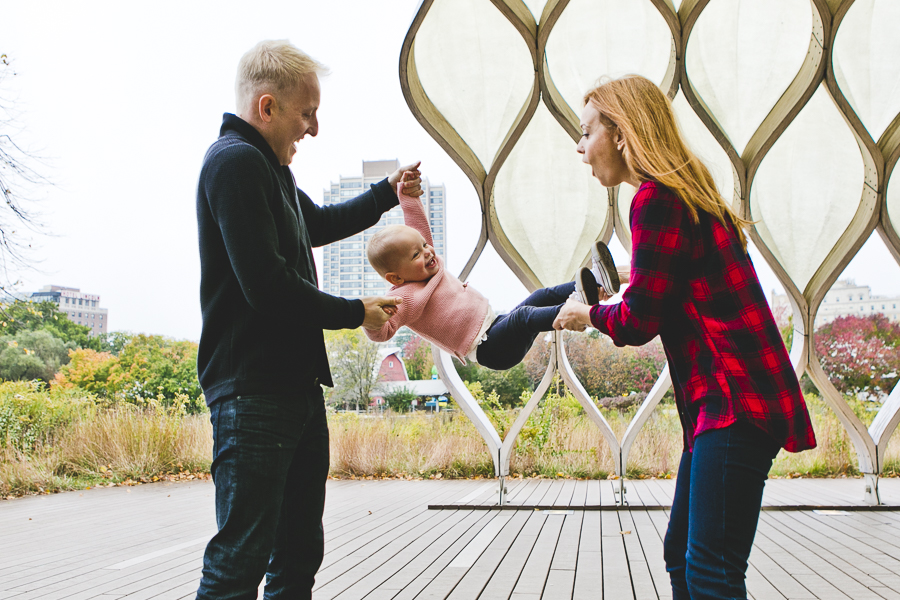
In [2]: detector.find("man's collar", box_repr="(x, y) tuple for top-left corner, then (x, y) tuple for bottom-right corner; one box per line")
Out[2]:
(219, 113), (281, 169)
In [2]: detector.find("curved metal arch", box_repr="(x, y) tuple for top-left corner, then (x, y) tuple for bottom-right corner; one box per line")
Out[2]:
(741, 2), (830, 192)
(878, 113), (900, 263)
(399, 0), (487, 199)
(401, 0), (900, 508)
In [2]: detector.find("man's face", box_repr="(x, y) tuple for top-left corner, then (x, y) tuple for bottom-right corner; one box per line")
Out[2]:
(270, 73), (320, 165)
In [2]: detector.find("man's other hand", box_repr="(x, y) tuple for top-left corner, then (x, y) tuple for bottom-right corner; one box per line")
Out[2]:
(361, 296), (403, 329)
(389, 161), (423, 197)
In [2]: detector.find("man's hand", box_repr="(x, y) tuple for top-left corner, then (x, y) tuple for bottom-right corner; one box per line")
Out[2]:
(389, 161), (423, 197)
(553, 299), (593, 332)
(361, 296), (403, 330)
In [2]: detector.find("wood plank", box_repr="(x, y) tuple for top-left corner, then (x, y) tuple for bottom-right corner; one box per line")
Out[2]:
(601, 510), (634, 599)
(572, 511), (602, 600)
(475, 512), (547, 600)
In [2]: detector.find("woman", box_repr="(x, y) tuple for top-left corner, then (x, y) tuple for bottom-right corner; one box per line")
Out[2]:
(553, 75), (816, 600)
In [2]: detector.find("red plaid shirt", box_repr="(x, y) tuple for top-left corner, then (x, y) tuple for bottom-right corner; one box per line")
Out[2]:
(590, 181), (816, 453)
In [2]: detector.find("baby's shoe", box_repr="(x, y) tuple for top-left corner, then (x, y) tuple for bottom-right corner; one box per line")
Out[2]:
(574, 267), (600, 305)
(590, 240), (620, 295)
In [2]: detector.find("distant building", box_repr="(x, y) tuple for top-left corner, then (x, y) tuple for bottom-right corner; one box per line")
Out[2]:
(321, 159), (447, 299)
(29, 285), (109, 336)
(375, 347), (408, 382)
(369, 346), (448, 410)
(771, 278), (900, 326)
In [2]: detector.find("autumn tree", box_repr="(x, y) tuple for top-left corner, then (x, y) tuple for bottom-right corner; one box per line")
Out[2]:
(815, 314), (900, 399)
(53, 334), (203, 412)
(325, 329), (382, 411)
(402, 334), (434, 380)
(524, 331), (666, 401)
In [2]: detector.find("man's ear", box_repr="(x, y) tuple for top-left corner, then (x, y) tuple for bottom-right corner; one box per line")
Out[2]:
(258, 94), (277, 123)
(385, 272), (403, 286)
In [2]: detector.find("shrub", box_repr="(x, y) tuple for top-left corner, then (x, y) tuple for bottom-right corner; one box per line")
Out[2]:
(382, 386), (418, 412)
(0, 380), (94, 453)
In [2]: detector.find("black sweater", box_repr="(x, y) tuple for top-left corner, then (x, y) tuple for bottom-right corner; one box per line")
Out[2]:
(196, 114), (398, 403)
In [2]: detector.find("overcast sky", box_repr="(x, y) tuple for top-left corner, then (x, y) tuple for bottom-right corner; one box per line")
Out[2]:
(1, 1), (898, 341)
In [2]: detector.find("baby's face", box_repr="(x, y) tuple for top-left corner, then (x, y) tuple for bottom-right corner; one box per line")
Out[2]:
(388, 227), (438, 283)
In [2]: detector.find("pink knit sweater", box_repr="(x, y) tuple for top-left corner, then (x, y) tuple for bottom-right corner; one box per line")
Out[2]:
(364, 188), (490, 360)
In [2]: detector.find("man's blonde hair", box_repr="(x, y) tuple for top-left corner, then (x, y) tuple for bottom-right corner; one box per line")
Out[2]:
(236, 40), (328, 114)
(367, 225), (409, 277)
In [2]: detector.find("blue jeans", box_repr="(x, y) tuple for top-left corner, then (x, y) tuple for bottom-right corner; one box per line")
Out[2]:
(476, 282), (574, 370)
(664, 421), (780, 600)
(196, 386), (329, 600)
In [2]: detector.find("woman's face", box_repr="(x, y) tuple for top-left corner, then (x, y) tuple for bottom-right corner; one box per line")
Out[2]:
(576, 103), (631, 188)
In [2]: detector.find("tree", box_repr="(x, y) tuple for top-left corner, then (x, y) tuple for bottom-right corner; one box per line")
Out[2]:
(0, 53), (45, 278)
(0, 329), (74, 382)
(815, 314), (900, 399)
(325, 329), (382, 411)
(383, 386), (418, 412)
(455, 360), (533, 407)
(0, 300), (98, 349)
(523, 331), (666, 401)
(53, 334), (204, 413)
(402, 334), (434, 380)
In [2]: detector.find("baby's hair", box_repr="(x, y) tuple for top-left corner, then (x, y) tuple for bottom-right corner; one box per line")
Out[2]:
(367, 225), (408, 277)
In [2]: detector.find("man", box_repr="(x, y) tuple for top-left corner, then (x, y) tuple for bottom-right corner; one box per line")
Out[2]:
(195, 40), (419, 599)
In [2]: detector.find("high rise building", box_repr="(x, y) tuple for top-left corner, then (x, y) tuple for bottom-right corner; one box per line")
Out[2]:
(322, 160), (447, 299)
(29, 285), (109, 336)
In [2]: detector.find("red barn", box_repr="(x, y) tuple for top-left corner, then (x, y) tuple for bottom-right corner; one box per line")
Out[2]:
(376, 347), (408, 382)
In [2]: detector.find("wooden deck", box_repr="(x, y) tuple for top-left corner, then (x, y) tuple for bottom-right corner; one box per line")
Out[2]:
(3, 478), (900, 599)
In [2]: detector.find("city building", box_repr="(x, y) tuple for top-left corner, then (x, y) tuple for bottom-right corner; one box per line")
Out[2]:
(29, 285), (109, 336)
(772, 279), (900, 326)
(321, 159), (447, 298)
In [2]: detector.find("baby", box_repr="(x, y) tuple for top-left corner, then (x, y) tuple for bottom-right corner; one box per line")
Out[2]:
(363, 180), (619, 370)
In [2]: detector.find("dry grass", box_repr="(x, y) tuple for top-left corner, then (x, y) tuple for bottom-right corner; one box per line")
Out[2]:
(5, 390), (900, 497)
(328, 403), (684, 480)
(1, 407), (211, 497)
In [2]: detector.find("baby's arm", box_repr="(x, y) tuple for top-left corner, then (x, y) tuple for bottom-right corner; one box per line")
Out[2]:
(363, 289), (408, 342)
(396, 180), (434, 247)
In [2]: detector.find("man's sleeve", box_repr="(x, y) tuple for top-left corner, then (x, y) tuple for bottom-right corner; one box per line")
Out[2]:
(300, 178), (399, 248)
(589, 185), (691, 346)
(202, 145), (364, 330)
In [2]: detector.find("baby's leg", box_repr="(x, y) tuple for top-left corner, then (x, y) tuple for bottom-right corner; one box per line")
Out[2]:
(475, 303), (564, 371)
(514, 282), (576, 310)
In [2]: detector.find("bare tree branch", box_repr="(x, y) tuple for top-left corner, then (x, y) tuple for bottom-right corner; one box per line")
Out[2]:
(0, 52), (48, 291)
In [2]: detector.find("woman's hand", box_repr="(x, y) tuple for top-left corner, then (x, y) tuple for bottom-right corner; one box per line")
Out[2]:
(553, 299), (593, 332)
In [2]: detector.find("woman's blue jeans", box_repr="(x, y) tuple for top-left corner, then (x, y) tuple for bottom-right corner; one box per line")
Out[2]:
(664, 421), (780, 600)
(195, 386), (329, 600)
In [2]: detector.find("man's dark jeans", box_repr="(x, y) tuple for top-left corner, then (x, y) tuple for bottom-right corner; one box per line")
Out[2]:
(476, 281), (575, 370)
(664, 421), (780, 600)
(196, 386), (329, 600)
